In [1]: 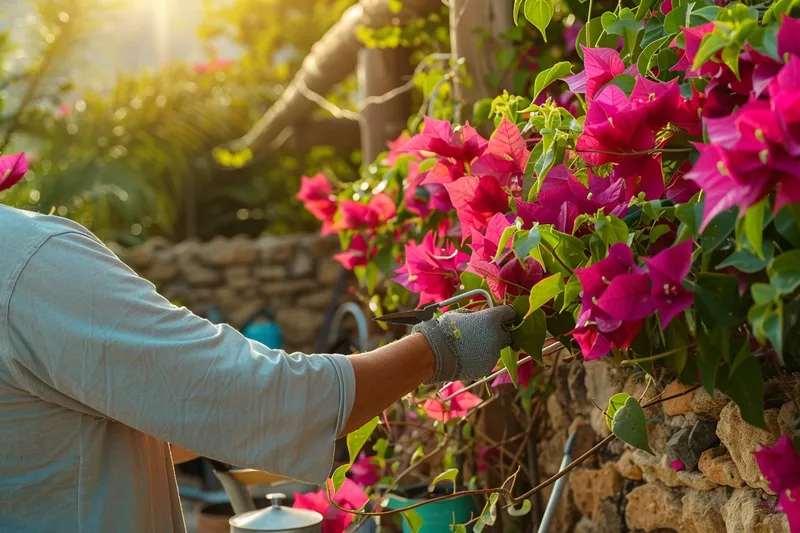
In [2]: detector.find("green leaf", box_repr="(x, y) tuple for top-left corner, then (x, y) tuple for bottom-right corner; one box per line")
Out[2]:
(527, 274), (565, 314)
(514, 229), (541, 261)
(507, 500), (532, 516)
(764, 303), (784, 356)
(642, 15), (669, 47)
(500, 346), (519, 387)
(402, 510), (424, 533)
(562, 274), (582, 312)
(716, 243), (773, 273)
(604, 74), (637, 96)
(452, 526), (468, 533)
(479, 493), (500, 527)
(330, 416), (379, 490)
(665, 2), (690, 34)
(594, 214), (630, 247)
(664, 318), (690, 376)
(729, 332), (751, 376)
(692, 31), (728, 70)
(601, 8), (642, 54)
(638, 35), (671, 75)
(461, 271), (484, 292)
(495, 225), (518, 261)
(692, 273), (746, 328)
(769, 250), (800, 295)
(697, 327), (726, 394)
(531, 61), (572, 102)
(718, 356), (767, 430)
(576, 17), (618, 55)
(511, 299), (547, 366)
(524, 0), (554, 41)
(612, 396), (654, 454)
(702, 208), (737, 253)
(636, 0), (656, 20)
(752, 283), (777, 306)
(775, 204), (800, 247)
(513, 0), (525, 25)
(743, 198), (766, 260)
(429, 468), (459, 492)
(607, 392), (630, 431)
(538, 226), (587, 274)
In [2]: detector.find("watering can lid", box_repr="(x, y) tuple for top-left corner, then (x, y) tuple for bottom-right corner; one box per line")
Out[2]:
(229, 493), (322, 531)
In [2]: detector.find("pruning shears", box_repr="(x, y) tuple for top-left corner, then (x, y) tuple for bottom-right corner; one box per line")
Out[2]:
(373, 288), (494, 326)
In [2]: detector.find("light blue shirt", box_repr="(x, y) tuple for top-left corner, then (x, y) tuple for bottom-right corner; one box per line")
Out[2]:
(0, 206), (355, 532)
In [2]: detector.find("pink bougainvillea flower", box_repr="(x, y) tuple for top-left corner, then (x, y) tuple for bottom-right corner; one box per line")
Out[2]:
(572, 321), (643, 361)
(643, 240), (694, 327)
(333, 234), (373, 270)
(491, 352), (540, 388)
(394, 232), (469, 306)
(670, 460), (686, 472)
(349, 453), (381, 487)
(629, 77), (682, 130)
(661, 0), (673, 14)
(754, 435), (800, 532)
(384, 132), (415, 166)
(576, 243), (643, 331)
(471, 117), (531, 193)
(576, 85), (665, 200)
(477, 444), (500, 472)
(194, 58), (233, 73)
(665, 162), (701, 204)
(444, 175), (511, 241)
(401, 116), (488, 162)
(0, 152), (28, 192)
(404, 161), (432, 218)
(423, 381), (483, 422)
(297, 173), (337, 222)
(469, 213), (512, 264)
(294, 479), (369, 533)
(516, 165), (626, 234)
(470, 256), (544, 300)
(770, 55), (800, 158)
(334, 193), (397, 231)
(564, 46), (629, 103)
(686, 94), (800, 230)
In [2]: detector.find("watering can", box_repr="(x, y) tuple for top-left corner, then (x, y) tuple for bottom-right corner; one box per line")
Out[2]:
(241, 308), (283, 350)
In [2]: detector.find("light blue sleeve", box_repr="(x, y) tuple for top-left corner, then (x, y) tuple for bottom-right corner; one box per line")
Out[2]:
(5, 231), (355, 485)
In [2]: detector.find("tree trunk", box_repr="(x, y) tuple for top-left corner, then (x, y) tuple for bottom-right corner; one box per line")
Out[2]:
(230, 0), (440, 153)
(450, 0), (515, 123)
(358, 47), (413, 165)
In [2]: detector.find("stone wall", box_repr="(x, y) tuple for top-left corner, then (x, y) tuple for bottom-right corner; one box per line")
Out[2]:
(537, 351), (795, 533)
(112, 234), (361, 355)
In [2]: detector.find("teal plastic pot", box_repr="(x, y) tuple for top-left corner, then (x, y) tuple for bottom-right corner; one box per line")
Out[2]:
(384, 486), (479, 533)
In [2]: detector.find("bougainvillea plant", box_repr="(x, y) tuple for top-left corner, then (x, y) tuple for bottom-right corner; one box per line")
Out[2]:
(298, 2), (800, 531)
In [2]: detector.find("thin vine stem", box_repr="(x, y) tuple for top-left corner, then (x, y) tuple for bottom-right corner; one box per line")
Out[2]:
(619, 344), (696, 366)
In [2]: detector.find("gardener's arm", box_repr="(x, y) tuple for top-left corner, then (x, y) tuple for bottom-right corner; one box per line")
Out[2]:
(6, 231), (514, 484)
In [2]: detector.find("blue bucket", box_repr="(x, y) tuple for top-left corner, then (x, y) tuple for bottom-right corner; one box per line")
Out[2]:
(241, 309), (283, 350)
(384, 487), (479, 533)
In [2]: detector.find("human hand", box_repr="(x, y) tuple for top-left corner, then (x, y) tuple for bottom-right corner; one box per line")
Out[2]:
(412, 305), (516, 384)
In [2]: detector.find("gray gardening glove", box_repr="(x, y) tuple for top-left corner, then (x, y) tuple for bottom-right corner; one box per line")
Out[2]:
(412, 305), (516, 384)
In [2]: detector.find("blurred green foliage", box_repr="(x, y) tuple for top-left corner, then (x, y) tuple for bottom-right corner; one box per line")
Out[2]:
(0, 0), (362, 244)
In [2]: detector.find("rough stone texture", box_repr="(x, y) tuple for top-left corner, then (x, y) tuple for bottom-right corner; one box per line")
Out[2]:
(584, 359), (628, 437)
(681, 488), (729, 533)
(591, 497), (625, 533)
(721, 489), (790, 533)
(633, 449), (685, 487)
(676, 469), (719, 491)
(616, 450), (643, 480)
(625, 482), (683, 532)
(716, 403), (781, 492)
(569, 464), (623, 518)
(663, 380), (697, 416)
(778, 401), (799, 439)
(666, 420), (719, 470)
(125, 234), (360, 353)
(698, 447), (746, 488)
(692, 388), (730, 420)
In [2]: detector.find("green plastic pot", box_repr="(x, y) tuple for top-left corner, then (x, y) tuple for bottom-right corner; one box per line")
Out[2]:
(384, 485), (479, 533)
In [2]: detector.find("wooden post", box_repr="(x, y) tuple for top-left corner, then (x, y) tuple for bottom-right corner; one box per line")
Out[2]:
(357, 46), (413, 166)
(450, 0), (514, 121)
